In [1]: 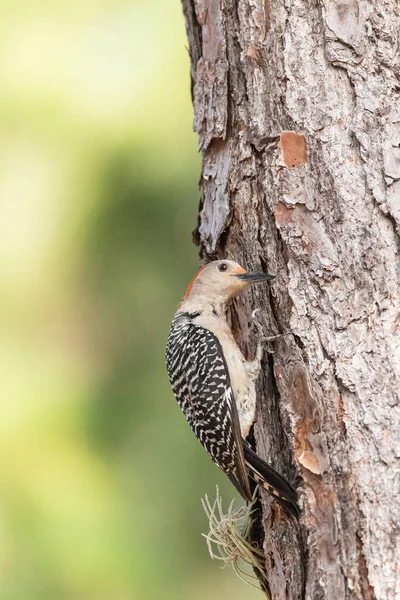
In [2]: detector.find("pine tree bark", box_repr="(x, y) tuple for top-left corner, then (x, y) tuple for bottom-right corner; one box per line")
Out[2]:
(182, 1), (400, 599)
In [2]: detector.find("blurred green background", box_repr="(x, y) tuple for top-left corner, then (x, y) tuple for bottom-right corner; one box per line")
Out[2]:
(0, 1), (261, 599)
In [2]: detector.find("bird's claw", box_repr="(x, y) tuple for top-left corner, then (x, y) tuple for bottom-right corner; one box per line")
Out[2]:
(251, 310), (292, 346)
(263, 332), (292, 343)
(251, 310), (265, 338)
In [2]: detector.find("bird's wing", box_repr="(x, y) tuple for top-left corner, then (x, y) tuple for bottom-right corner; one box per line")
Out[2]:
(167, 321), (252, 501)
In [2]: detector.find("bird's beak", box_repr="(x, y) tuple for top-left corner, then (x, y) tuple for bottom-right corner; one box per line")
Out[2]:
(236, 272), (275, 283)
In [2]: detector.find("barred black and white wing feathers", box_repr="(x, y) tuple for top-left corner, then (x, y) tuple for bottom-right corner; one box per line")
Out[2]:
(166, 312), (252, 500)
(166, 311), (300, 517)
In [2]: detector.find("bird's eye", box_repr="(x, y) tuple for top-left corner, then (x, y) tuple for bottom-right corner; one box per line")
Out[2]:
(218, 263), (228, 272)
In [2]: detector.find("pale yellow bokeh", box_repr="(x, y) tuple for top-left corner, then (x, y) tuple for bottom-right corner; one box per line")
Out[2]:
(0, 1), (261, 598)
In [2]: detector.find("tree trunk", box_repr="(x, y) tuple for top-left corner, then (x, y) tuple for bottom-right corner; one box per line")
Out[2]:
(181, 1), (400, 599)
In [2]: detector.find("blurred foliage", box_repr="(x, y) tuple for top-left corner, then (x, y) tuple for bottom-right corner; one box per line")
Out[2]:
(0, 1), (261, 599)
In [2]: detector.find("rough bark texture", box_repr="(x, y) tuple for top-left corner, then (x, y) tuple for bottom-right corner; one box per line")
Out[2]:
(182, 1), (400, 599)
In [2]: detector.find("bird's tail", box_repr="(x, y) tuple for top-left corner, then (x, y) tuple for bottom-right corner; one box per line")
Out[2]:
(243, 445), (299, 518)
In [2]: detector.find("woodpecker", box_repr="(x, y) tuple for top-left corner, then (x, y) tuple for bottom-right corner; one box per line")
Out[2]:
(166, 259), (299, 517)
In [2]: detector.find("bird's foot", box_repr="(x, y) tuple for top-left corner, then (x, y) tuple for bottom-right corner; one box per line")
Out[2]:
(263, 332), (292, 343)
(251, 309), (292, 353)
(250, 308), (265, 340)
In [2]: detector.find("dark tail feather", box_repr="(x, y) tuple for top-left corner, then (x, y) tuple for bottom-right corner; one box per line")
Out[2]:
(243, 445), (300, 518)
(227, 472), (251, 501)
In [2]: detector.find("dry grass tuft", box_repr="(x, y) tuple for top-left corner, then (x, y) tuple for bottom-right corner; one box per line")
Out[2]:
(201, 486), (268, 592)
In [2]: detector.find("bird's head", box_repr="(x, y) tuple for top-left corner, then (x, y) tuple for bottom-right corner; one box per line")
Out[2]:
(181, 260), (275, 307)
